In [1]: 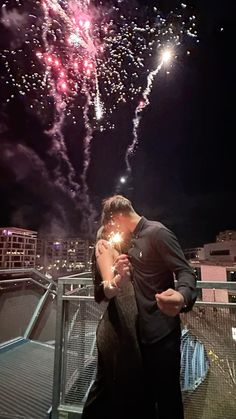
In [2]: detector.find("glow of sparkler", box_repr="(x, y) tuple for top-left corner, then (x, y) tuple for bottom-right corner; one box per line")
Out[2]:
(109, 232), (123, 253)
(109, 232), (122, 244)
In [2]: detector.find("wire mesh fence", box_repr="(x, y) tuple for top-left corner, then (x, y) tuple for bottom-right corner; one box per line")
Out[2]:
(60, 287), (107, 407)
(181, 306), (236, 419)
(56, 283), (236, 419)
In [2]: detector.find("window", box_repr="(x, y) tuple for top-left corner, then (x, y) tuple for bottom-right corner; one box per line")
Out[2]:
(14, 262), (22, 267)
(227, 271), (236, 282)
(229, 294), (236, 303)
(194, 267), (202, 281)
(210, 250), (230, 256)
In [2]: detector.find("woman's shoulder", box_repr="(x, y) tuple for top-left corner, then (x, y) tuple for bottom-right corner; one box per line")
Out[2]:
(95, 239), (119, 259)
(95, 239), (112, 257)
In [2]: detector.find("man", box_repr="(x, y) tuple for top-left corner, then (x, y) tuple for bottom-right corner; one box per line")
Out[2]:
(100, 195), (197, 419)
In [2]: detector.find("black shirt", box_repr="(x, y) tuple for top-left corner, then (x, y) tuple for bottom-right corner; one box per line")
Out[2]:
(128, 217), (197, 344)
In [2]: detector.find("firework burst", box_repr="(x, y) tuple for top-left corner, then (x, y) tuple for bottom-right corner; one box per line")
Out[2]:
(0, 0), (198, 231)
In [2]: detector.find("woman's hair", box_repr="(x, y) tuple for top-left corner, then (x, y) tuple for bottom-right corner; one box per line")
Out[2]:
(92, 226), (108, 303)
(96, 226), (105, 241)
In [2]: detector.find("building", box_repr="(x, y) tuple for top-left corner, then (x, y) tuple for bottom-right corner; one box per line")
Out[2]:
(191, 260), (236, 304)
(36, 237), (94, 274)
(0, 227), (37, 269)
(184, 247), (205, 261)
(216, 230), (236, 242)
(204, 240), (236, 263)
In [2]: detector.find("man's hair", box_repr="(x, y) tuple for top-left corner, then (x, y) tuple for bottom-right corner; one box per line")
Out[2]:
(101, 195), (135, 225)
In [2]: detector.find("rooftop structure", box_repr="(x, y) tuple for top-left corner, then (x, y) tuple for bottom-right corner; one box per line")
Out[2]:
(216, 230), (236, 242)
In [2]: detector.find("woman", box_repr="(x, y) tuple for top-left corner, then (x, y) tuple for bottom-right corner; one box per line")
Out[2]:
(81, 228), (145, 419)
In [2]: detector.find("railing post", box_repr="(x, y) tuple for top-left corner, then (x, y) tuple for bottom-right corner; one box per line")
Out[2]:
(52, 280), (64, 419)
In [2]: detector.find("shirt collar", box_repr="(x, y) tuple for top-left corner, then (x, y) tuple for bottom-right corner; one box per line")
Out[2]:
(132, 216), (147, 238)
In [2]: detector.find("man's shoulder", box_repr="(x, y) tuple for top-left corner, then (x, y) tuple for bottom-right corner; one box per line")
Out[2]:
(142, 218), (170, 237)
(143, 218), (167, 231)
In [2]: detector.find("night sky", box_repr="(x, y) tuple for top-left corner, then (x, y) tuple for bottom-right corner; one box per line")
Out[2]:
(0, 0), (235, 247)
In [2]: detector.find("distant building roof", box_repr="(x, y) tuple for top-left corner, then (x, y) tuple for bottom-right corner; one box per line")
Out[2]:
(0, 227), (37, 236)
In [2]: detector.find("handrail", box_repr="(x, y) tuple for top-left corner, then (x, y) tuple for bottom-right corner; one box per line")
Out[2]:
(57, 276), (236, 290)
(60, 294), (236, 308)
(0, 268), (57, 286)
(0, 277), (57, 294)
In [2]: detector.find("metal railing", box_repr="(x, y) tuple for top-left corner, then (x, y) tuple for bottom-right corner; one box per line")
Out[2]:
(52, 275), (236, 419)
(0, 269), (57, 343)
(0, 269), (58, 419)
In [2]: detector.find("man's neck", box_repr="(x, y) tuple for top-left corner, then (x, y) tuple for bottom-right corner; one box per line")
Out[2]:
(128, 213), (141, 233)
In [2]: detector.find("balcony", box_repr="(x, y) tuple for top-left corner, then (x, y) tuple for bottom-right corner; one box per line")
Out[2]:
(0, 270), (236, 418)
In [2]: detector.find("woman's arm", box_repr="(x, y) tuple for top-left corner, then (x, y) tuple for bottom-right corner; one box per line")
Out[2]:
(95, 240), (121, 299)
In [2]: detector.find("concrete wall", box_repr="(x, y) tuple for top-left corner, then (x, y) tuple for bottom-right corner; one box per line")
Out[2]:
(201, 265), (228, 302)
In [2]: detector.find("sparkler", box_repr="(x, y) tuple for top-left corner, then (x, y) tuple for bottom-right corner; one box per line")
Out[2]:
(108, 231), (123, 254)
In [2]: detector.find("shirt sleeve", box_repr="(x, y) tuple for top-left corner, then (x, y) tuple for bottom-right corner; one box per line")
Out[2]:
(153, 227), (198, 312)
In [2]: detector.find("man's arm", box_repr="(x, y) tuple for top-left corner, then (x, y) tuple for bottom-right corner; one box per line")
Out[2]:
(153, 227), (197, 314)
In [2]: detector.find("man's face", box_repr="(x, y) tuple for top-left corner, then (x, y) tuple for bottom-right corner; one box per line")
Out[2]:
(104, 213), (129, 238)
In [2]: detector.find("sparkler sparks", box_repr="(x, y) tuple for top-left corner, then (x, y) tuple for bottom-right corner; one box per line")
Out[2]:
(108, 232), (123, 253)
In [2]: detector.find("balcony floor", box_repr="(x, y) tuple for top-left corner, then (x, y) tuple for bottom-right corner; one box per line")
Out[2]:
(0, 339), (54, 419)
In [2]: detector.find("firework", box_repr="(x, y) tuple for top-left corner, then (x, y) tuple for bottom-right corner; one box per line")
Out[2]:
(0, 0), (198, 222)
(125, 47), (173, 173)
(1, 1), (198, 122)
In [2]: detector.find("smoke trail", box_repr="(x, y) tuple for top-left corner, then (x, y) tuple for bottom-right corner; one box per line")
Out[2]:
(42, 2), (81, 197)
(81, 88), (93, 198)
(45, 91), (81, 196)
(80, 87), (97, 236)
(125, 61), (164, 173)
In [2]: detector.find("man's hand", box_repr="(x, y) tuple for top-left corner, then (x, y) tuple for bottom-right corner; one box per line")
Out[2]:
(155, 289), (185, 317)
(113, 254), (131, 287)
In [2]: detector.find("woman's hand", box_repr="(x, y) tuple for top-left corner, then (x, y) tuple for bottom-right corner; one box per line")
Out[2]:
(113, 254), (131, 287)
